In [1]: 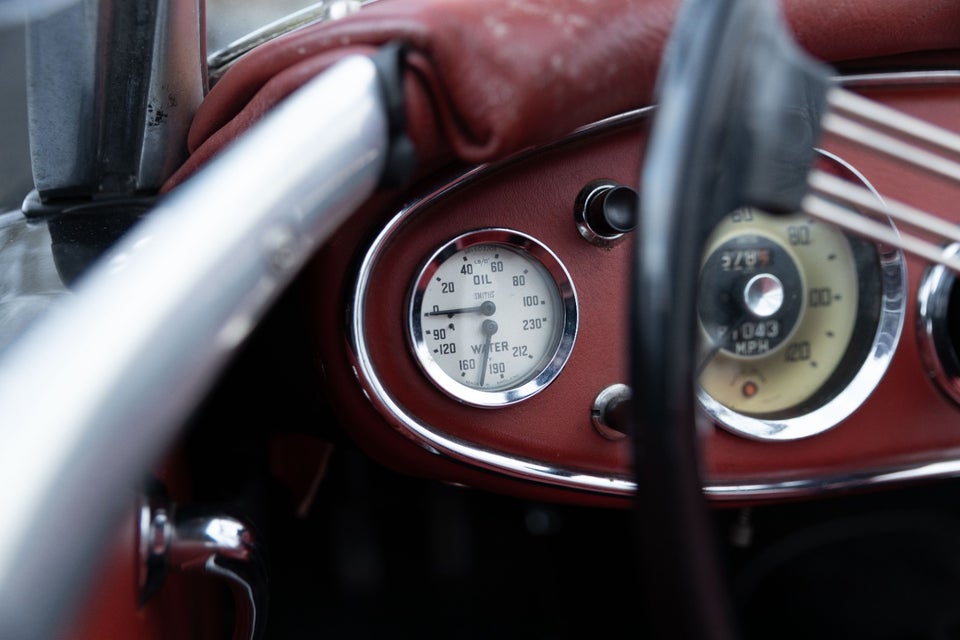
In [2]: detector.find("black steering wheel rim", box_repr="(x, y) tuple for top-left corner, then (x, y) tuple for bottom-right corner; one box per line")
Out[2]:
(631, 1), (832, 637)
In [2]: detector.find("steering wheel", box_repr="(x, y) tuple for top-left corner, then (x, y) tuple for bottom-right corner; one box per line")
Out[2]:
(631, 1), (833, 637)
(636, 0), (960, 637)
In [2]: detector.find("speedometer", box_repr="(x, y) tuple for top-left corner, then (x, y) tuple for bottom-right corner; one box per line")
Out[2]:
(697, 208), (905, 440)
(409, 229), (578, 407)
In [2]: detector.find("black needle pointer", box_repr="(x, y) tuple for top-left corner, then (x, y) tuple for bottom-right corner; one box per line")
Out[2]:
(425, 301), (497, 317)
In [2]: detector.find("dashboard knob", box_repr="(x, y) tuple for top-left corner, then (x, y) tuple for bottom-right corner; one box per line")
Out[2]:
(591, 383), (632, 440)
(575, 180), (638, 245)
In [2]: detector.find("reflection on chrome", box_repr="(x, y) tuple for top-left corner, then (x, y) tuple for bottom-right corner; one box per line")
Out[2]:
(139, 491), (265, 640)
(207, 0), (362, 80)
(917, 243), (960, 406)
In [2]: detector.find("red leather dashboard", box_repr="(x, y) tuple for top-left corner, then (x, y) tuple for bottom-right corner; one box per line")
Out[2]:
(308, 79), (960, 505)
(163, 0), (960, 505)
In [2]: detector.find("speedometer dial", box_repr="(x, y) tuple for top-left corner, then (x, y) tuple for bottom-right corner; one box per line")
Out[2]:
(409, 229), (578, 407)
(697, 208), (905, 440)
(699, 210), (859, 414)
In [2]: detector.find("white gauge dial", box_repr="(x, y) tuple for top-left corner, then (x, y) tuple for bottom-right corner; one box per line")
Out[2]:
(409, 229), (578, 407)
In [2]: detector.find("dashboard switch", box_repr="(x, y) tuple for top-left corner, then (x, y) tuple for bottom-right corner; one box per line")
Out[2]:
(591, 383), (632, 440)
(575, 180), (638, 246)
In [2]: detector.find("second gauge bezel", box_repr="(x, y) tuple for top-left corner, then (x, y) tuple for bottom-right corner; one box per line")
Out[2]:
(696, 219), (904, 441)
(696, 150), (907, 441)
(408, 228), (579, 408)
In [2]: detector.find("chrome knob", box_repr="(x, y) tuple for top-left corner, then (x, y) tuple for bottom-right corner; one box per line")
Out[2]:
(743, 273), (784, 318)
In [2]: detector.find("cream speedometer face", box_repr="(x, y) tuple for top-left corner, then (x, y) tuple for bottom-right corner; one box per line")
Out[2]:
(409, 229), (578, 407)
(697, 208), (904, 440)
(699, 210), (858, 413)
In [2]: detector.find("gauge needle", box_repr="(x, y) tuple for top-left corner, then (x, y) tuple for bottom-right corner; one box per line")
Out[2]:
(696, 313), (749, 377)
(478, 319), (499, 387)
(425, 301), (497, 317)
(696, 339), (726, 378)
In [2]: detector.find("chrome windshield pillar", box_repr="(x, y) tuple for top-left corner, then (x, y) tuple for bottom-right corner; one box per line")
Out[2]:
(26, 0), (205, 199)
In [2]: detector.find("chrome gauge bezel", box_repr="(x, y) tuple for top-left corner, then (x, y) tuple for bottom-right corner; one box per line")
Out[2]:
(917, 242), (960, 405)
(408, 229), (579, 407)
(697, 218), (906, 441)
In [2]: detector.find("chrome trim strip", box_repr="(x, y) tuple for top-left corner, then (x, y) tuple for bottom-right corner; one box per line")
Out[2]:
(138, 0), (206, 190)
(26, 0), (207, 194)
(207, 0), (361, 81)
(705, 457), (960, 501)
(349, 70), (960, 501)
(0, 55), (389, 639)
(839, 70), (960, 88)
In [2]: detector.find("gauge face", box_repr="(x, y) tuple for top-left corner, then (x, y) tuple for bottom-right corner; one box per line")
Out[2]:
(697, 208), (904, 440)
(409, 229), (578, 407)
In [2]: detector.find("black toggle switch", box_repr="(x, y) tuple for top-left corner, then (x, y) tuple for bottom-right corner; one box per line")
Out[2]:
(575, 180), (639, 245)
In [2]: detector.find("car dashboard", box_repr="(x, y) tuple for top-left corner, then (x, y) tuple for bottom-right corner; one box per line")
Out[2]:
(307, 74), (960, 506)
(5, 2), (960, 638)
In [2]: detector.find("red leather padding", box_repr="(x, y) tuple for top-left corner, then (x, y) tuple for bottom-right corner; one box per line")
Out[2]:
(164, 0), (960, 191)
